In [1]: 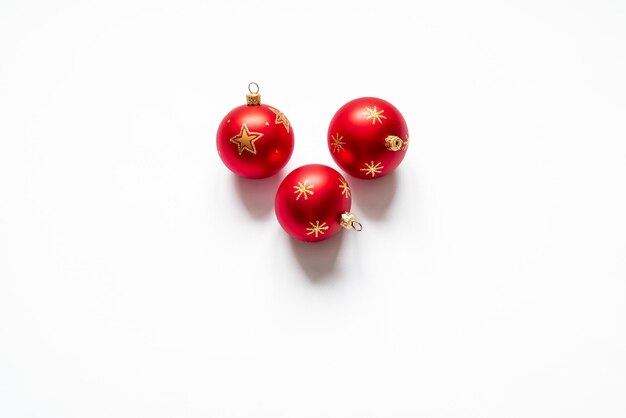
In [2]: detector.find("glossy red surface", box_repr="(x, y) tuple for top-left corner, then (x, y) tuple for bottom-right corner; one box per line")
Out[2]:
(275, 164), (352, 242)
(217, 103), (294, 178)
(328, 97), (408, 179)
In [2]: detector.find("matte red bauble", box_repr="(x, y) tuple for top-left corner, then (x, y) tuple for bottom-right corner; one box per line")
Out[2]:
(217, 83), (294, 178)
(275, 164), (362, 242)
(328, 97), (409, 179)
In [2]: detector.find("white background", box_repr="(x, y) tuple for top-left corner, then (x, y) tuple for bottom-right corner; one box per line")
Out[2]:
(1, 0), (625, 417)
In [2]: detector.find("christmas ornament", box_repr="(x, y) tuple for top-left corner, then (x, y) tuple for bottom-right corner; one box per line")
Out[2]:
(328, 97), (409, 179)
(216, 82), (294, 179)
(275, 164), (362, 242)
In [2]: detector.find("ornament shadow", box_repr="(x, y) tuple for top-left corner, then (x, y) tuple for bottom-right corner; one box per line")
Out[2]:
(350, 171), (398, 219)
(232, 172), (284, 219)
(289, 232), (344, 282)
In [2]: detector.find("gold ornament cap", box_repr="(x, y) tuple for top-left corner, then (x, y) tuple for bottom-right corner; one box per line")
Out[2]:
(385, 135), (404, 151)
(340, 212), (363, 231)
(246, 82), (261, 105)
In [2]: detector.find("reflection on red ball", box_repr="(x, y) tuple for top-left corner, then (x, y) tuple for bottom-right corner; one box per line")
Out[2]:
(328, 97), (409, 179)
(275, 164), (353, 242)
(217, 104), (294, 178)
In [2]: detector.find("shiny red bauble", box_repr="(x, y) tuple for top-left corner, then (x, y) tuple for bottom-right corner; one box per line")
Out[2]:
(328, 97), (409, 179)
(275, 164), (361, 242)
(217, 84), (294, 178)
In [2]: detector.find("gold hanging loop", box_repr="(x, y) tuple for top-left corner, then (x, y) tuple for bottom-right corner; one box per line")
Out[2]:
(246, 82), (261, 105)
(340, 212), (363, 232)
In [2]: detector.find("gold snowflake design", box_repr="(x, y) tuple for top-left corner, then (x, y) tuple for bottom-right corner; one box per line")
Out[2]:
(360, 161), (384, 177)
(306, 220), (329, 238)
(338, 177), (351, 198)
(293, 179), (314, 200)
(330, 133), (346, 153)
(363, 106), (387, 125)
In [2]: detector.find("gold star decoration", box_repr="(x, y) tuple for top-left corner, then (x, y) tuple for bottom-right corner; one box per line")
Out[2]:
(293, 179), (315, 200)
(363, 106), (387, 125)
(306, 220), (329, 238)
(360, 161), (384, 177)
(402, 134), (410, 151)
(330, 133), (346, 153)
(229, 123), (264, 155)
(269, 107), (291, 133)
(338, 177), (351, 198)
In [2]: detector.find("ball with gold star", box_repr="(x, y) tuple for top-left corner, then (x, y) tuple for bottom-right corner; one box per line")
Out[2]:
(216, 83), (294, 178)
(328, 97), (409, 179)
(275, 164), (362, 242)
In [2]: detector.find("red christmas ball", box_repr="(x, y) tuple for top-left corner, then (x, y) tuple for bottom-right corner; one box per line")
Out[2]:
(275, 164), (361, 242)
(217, 83), (294, 179)
(328, 97), (409, 179)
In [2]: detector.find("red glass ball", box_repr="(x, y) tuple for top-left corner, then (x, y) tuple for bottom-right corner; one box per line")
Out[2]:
(328, 97), (409, 179)
(217, 104), (294, 178)
(275, 164), (353, 242)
